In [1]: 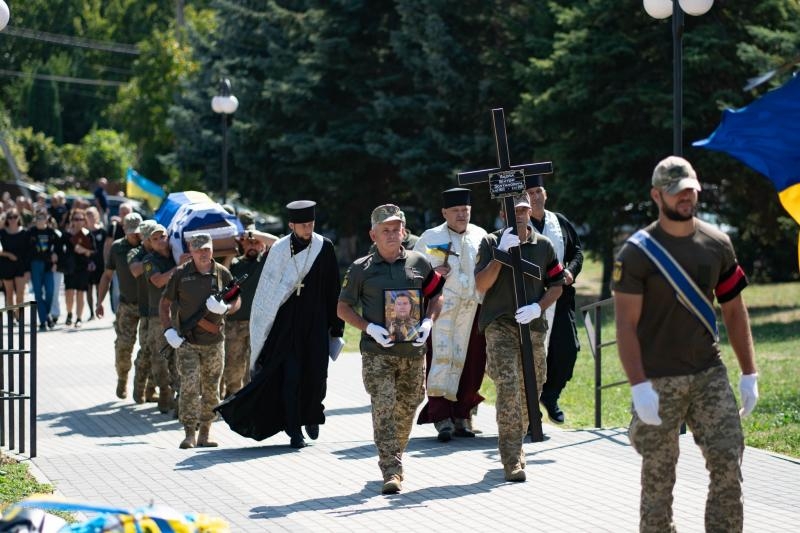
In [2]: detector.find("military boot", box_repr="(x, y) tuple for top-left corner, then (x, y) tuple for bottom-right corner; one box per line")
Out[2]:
(157, 386), (173, 414)
(115, 379), (127, 400)
(197, 423), (218, 447)
(504, 463), (526, 482)
(145, 385), (159, 403)
(434, 419), (454, 442)
(453, 418), (475, 438)
(179, 426), (196, 449)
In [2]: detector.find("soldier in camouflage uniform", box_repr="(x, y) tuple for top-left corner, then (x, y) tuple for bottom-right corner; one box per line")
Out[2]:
(613, 156), (758, 533)
(95, 213), (142, 399)
(474, 193), (564, 483)
(221, 226), (274, 398)
(142, 224), (185, 414)
(128, 221), (159, 403)
(160, 233), (240, 449)
(338, 204), (444, 495)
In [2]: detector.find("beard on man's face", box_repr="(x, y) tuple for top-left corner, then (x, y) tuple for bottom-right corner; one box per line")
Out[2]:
(661, 202), (696, 221)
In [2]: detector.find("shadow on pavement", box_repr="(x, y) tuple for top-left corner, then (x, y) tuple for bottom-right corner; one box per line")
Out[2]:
(37, 402), (179, 438)
(248, 471), (504, 521)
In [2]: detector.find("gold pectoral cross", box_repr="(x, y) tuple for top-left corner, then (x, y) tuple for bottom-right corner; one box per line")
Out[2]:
(293, 281), (304, 296)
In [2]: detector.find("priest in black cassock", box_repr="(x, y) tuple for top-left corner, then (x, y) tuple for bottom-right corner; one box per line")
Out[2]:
(215, 200), (345, 448)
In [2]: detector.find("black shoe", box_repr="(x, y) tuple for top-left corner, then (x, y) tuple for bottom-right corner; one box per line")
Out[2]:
(47, 317), (55, 329)
(38, 323), (48, 332)
(437, 428), (452, 442)
(65, 313), (73, 326)
(542, 400), (565, 424)
(290, 435), (307, 448)
(453, 427), (475, 438)
(305, 424), (319, 440)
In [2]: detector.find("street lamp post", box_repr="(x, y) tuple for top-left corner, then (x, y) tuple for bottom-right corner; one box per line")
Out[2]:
(643, 0), (714, 157)
(211, 78), (239, 204)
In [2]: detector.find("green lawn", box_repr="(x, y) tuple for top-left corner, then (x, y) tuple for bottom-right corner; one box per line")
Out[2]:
(343, 255), (800, 458)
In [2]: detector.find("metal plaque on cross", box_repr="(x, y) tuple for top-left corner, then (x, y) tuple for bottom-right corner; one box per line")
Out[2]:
(458, 108), (553, 442)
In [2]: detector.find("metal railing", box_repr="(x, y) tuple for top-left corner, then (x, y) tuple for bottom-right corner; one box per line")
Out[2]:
(580, 297), (626, 428)
(0, 301), (37, 458)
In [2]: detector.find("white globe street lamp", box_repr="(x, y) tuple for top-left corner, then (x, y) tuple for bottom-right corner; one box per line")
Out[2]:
(643, 0), (714, 156)
(0, 1), (10, 32)
(211, 78), (239, 203)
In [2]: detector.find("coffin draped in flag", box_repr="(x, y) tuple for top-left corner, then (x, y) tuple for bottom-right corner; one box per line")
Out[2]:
(693, 74), (800, 225)
(155, 191), (243, 263)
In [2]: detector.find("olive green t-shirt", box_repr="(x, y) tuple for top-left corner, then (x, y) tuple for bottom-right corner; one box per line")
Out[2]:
(227, 253), (266, 322)
(474, 227), (565, 332)
(127, 245), (151, 316)
(611, 219), (747, 377)
(339, 249), (442, 357)
(107, 237), (139, 304)
(162, 260), (233, 345)
(143, 251), (176, 316)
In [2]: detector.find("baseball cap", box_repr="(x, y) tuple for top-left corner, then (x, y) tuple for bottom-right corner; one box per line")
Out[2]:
(370, 204), (404, 225)
(652, 156), (701, 195)
(149, 223), (167, 237)
(138, 220), (157, 240)
(513, 193), (531, 209)
(123, 213), (143, 235)
(187, 233), (213, 250)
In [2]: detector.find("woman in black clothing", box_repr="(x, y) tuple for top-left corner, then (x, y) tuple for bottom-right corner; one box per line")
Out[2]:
(85, 207), (107, 321)
(0, 208), (30, 316)
(64, 208), (95, 328)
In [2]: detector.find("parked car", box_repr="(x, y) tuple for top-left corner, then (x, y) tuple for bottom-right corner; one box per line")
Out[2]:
(0, 180), (47, 201)
(64, 193), (152, 219)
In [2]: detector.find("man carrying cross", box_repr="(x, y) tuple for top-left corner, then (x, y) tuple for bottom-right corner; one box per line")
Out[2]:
(474, 192), (564, 482)
(215, 200), (345, 449)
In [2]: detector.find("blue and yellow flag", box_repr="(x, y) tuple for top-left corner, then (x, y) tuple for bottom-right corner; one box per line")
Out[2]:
(425, 242), (452, 260)
(694, 74), (800, 266)
(126, 168), (166, 211)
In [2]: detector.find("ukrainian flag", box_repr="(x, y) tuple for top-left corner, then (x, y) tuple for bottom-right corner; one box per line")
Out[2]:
(126, 168), (166, 211)
(425, 243), (452, 259)
(694, 74), (800, 265)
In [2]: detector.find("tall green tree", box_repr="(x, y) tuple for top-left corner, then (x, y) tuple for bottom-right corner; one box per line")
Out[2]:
(171, 1), (554, 238)
(515, 0), (800, 289)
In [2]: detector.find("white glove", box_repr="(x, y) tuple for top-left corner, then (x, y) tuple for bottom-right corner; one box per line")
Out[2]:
(366, 323), (394, 348)
(497, 227), (520, 252)
(412, 318), (433, 347)
(739, 373), (759, 417)
(631, 381), (662, 425)
(514, 303), (542, 324)
(205, 295), (228, 315)
(164, 328), (184, 349)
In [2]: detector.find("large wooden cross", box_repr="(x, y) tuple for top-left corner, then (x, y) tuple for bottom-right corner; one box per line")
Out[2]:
(458, 108), (553, 442)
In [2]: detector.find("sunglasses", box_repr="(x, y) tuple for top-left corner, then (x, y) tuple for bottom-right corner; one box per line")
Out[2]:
(72, 218), (86, 222)
(6, 215), (19, 219)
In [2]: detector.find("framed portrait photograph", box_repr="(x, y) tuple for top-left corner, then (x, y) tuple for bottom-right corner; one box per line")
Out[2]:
(383, 289), (423, 343)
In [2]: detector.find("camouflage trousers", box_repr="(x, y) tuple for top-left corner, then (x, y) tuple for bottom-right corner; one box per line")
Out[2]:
(176, 341), (223, 428)
(146, 319), (176, 400)
(133, 317), (159, 400)
(222, 320), (251, 398)
(113, 302), (139, 381)
(629, 363), (744, 533)
(361, 352), (425, 480)
(485, 317), (546, 470)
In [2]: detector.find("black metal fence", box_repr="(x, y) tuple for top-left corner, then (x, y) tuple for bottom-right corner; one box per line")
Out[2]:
(579, 297), (626, 428)
(0, 301), (37, 458)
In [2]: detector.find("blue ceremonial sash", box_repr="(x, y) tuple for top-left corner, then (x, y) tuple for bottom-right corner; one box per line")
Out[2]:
(627, 229), (719, 340)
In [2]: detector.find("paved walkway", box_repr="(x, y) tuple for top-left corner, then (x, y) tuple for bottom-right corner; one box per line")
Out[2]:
(8, 311), (800, 532)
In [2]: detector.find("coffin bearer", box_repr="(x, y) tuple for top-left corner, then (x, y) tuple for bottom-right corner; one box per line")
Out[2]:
(414, 188), (488, 441)
(474, 192), (564, 482)
(96, 213), (142, 399)
(221, 225), (276, 398)
(525, 174), (584, 424)
(160, 233), (240, 449)
(216, 201), (344, 449)
(338, 204), (445, 494)
(613, 156), (757, 532)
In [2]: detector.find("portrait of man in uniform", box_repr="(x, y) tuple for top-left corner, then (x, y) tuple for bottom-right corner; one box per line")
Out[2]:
(385, 289), (422, 343)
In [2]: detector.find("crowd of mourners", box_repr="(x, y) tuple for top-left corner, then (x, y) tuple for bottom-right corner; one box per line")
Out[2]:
(0, 189), (123, 330)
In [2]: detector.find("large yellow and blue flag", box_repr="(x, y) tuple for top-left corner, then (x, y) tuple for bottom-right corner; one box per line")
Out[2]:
(126, 168), (166, 211)
(694, 74), (800, 265)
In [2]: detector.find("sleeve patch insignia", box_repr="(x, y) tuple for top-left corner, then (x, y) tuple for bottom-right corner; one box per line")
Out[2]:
(612, 260), (623, 283)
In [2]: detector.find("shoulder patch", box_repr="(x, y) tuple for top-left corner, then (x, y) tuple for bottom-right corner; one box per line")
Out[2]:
(613, 260), (623, 283)
(144, 262), (153, 273)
